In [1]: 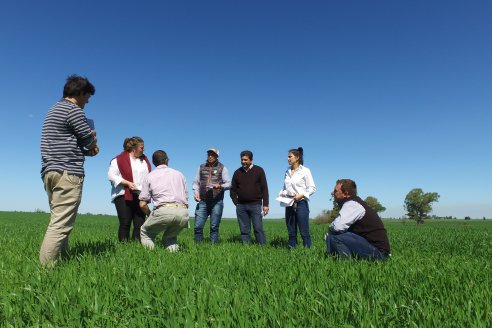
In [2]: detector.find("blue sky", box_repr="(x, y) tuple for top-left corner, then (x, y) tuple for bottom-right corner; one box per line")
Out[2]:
(1, 0), (491, 219)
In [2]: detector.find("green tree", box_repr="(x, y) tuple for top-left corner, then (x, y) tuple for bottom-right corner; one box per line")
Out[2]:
(329, 197), (340, 221)
(404, 188), (440, 224)
(313, 198), (340, 224)
(364, 196), (386, 214)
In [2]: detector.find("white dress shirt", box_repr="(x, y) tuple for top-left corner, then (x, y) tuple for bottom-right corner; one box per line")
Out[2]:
(108, 157), (150, 202)
(279, 165), (316, 200)
(330, 200), (366, 232)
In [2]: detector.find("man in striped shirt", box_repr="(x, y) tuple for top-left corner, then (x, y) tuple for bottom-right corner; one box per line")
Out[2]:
(39, 75), (99, 267)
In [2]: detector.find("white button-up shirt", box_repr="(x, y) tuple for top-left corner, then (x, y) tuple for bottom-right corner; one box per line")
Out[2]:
(279, 165), (316, 200)
(108, 157), (150, 202)
(330, 200), (366, 232)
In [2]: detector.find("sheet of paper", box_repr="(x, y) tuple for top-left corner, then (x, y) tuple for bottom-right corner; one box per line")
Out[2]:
(276, 196), (294, 207)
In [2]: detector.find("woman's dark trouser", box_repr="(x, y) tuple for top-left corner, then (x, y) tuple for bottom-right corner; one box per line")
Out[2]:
(114, 194), (145, 241)
(285, 200), (311, 248)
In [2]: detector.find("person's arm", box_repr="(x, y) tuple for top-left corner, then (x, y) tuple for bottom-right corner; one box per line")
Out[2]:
(67, 107), (98, 150)
(84, 131), (98, 152)
(279, 170), (288, 197)
(301, 168), (316, 200)
(108, 159), (123, 187)
(139, 177), (151, 216)
(218, 166), (231, 190)
(230, 171), (238, 206)
(260, 168), (269, 214)
(182, 174), (189, 205)
(192, 167), (201, 201)
(108, 158), (137, 190)
(329, 201), (365, 233)
(139, 200), (150, 217)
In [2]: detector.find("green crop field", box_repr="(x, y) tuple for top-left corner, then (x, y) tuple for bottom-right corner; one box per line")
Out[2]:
(0, 211), (490, 327)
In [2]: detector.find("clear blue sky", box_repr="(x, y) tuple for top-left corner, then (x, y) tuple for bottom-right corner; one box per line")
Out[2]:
(1, 0), (491, 219)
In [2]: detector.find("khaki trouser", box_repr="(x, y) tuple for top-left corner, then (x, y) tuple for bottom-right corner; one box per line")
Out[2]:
(39, 171), (83, 267)
(140, 206), (189, 250)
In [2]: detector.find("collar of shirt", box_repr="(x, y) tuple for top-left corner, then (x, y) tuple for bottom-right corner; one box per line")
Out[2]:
(156, 164), (168, 170)
(288, 165), (304, 176)
(243, 164), (254, 172)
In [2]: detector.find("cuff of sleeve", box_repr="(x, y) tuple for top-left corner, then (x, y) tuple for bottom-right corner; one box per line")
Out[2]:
(114, 177), (124, 187)
(85, 137), (97, 149)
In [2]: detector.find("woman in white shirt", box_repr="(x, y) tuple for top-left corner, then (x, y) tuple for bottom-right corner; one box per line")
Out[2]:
(279, 147), (316, 248)
(108, 137), (151, 242)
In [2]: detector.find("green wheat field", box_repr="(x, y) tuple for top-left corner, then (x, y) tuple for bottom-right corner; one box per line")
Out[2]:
(0, 211), (490, 327)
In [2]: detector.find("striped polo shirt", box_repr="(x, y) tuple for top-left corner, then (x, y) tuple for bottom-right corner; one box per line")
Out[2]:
(40, 99), (95, 177)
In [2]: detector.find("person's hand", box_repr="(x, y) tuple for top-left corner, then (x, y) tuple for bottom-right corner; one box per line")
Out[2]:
(194, 193), (201, 202)
(263, 206), (269, 216)
(213, 184), (222, 189)
(293, 194), (304, 202)
(127, 181), (137, 190)
(84, 146), (99, 157)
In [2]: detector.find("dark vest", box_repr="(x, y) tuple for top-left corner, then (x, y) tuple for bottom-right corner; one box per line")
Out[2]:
(342, 196), (391, 255)
(199, 161), (225, 201)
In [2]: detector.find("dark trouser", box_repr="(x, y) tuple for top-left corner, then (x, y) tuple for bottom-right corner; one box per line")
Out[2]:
(114, 194), (146, 242)
(326, 231), (388, 260)
(236, 203), (266, 245)
(285, 200), (311, 248)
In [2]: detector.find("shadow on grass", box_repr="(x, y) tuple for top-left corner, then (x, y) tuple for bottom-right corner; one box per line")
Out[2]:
(225, 234), (243, 244)
(225, 234), (274, 245)
(269, 236), (289, 248)
(69, 239), (117, 259)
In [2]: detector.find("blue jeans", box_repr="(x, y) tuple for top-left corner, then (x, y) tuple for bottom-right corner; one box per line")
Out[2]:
(236, 203), (266, 245)
(285, 200), (311, 248)
(194, 199), (224, 243)
(326, 231), (387, 260)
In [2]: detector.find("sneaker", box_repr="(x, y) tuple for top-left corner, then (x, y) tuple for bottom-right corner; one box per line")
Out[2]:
(166, 244), (179, 253)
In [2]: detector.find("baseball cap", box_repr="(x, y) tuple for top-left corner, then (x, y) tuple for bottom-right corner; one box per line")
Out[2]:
(207, 148), (219, 156)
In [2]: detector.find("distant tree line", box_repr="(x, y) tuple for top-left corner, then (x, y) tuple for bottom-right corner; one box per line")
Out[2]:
(313, 188), (488, 224)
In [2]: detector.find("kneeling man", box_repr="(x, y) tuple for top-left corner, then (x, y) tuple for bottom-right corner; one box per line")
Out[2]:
(139, 150), (189, 251)
(326, 179), (390, 260)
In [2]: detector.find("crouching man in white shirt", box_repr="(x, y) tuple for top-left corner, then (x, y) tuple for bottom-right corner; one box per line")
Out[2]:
(326, 179), (390, 260)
